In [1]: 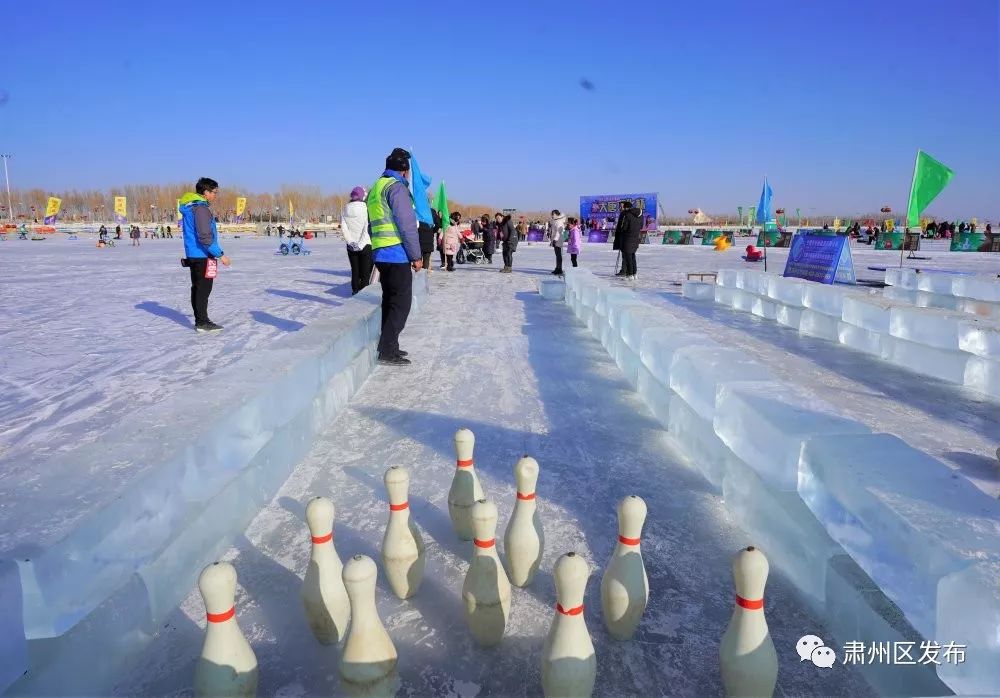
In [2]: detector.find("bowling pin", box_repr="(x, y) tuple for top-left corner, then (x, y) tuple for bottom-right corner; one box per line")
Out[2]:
(541, 552), (596, 698)
(194, 562), (258, 698)
(600, 495), (649, 640)
(340, 555), (400, 698)
(448, 428), (485, 540)
(301, 496), (350, 645)
(719, 546), (778, 698)
(462, 499), (511, 646)
(381, 466), (426, 599)
(503, 455), (544, 587)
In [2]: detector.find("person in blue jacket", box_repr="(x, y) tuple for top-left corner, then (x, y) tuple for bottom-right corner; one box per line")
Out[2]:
(179, 177), (231, 332)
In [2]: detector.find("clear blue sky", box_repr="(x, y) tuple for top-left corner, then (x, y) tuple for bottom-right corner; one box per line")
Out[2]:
(5, 0), (999, 217)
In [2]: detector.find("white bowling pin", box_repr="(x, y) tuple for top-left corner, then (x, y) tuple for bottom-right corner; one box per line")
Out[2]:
(719, 546), (778, 698)
(503, 455), (544, 587)
(194, 562), (259, 698)
(340, 555), (400, 698)
(600, 495), (649, 640)
(541, 552), (596, 698)
(301, 496), (350, 645)
(381, 466), (426, 599)
(448, 428), (485, 540)
(462, 499), (511, 646)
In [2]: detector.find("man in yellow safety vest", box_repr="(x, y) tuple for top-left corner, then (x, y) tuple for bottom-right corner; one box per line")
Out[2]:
(366, 147), (423, 365)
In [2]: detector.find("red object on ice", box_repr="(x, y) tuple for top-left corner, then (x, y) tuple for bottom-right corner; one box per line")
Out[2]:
(745, 245), (763, 262)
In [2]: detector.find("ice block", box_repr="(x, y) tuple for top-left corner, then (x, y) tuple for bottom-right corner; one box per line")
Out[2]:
(880, 336), (970, 384)
(775, 304), (803, 329)
(915, 272), (957, 296)
(799, 309), (841, 341)
(639, 327), (719, 388)
(682, 280), (715, 300)
(953, 276), (1000, 303)
(889, 306), (971, 350)
(837, 321), (884, 356)
(766, 275), (808, 307)
(669, 346), (773, 421)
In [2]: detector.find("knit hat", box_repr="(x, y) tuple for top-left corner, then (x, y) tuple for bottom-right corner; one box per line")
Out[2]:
(385, 147), (411, 172)
(350, 186), (366, 201)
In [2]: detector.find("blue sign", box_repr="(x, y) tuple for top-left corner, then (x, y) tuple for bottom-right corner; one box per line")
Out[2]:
(783, 233), (856, 284)
(579, 193), (657, 229)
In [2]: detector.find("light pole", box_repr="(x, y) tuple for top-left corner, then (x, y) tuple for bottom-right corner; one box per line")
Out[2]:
(1, 154), (12, 223)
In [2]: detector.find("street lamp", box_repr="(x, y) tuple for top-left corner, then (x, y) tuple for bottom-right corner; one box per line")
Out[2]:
(0, 154), (12, 222)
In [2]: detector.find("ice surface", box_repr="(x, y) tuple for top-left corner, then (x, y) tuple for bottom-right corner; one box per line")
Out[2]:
(837, 321), (884, 356)
(639, 327), (719, 388)
(798, 309), (841, 341)
(916, 272), (958, 296)
(766, 275), (808, 307)
(775, 303), (803, 329)
(936, 559), (1000, 695)
(953, 275), (1000, 303)
(750, 296), (777, 320)
(958, 319), (1000, 358)
(714, 381), (870, 491)
(722, 461), (841, 612)
(681, 280), (715, 300)
(884, 267), (917, 289)
(669, 347), (773, 421)
(880, 336), (971, 384)
(841, 295), (907, 333)
(889, 306), (972, 350)
(538, 279), (565, 300)
(799, 433), (1000, 646)
(666, 397), (730, 489)
(802, 283), (869, 317)
(0, 560), (26, 693)
(963, 356), (1000, 397)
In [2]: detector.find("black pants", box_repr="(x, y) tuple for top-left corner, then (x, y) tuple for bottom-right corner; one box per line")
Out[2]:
(347, 245), (373, 295)
(571, 253), (578, 267)
(376, 262), (413, 358)
(422, 252), (432, 270)
(622, 251), (637, 276)
(187, 258), (215, 325)
(502, 245), (514, 268)
(438, 246), (446, 266)
(446, 254), (455, 271)
(553, 246), (563, 273)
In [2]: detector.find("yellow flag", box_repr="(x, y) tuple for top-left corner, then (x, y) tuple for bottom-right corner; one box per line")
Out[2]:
(44, 197), (62, 224)
(235, 197), (247, 217)
(833, 217), (841, 229)
(114, 196), (128, 222)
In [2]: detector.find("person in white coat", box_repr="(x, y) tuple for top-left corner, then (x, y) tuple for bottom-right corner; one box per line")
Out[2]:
(342, 186), (373, 295)
(549, 209), (567, 275)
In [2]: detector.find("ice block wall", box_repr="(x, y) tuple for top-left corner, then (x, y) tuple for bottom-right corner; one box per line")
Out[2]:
(2, 273), (431, 696)
(561, 269), (1000, 695)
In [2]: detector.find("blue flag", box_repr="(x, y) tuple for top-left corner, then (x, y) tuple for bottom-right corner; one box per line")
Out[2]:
(756, 178), (772, 224)
(409, 154), (434, 226)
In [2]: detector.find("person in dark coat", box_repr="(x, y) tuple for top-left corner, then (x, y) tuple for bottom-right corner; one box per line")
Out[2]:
(496, 212), (517, 272)
(419, 207), (439, 272)
(481, 214), (496, 264)
(617, 202), (643, 280)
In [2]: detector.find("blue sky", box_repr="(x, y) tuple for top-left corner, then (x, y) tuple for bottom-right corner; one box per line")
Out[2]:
(5, 0), (999, 217)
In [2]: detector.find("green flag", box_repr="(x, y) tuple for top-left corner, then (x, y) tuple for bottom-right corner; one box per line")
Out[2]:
(432, 182), (449, 227)
(906, 150), (953, 227)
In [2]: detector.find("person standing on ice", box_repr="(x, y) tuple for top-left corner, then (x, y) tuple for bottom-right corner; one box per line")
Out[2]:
(179, 177), (230, 332)
(617, 201), (643, 281)
(366, 147), (422, 366)
(341, 186), (373, 295)
(548, 209), (567, 276)
(481, 214), (496, 264)
(566, 217), (582, 267)
(496, 212), (517, 273)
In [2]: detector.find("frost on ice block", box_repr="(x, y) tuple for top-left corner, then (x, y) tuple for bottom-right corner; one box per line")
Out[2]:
(880, 336), (970, 384)
(888, 306), (971, 350)
(669, 346), (773, 421)
(937, 559), (1000, 695)
(639, 327), (719, 389)
(714, 381), (870, 491)
(799, 433), (1000, 644)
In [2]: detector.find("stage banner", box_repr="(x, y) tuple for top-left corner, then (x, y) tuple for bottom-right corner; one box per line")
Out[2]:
(114, 196), (128, 224)
(587, 230), (610, 243)
(700, 230), (732, 246)
(784, 233), (856, 284)
(661, 230), (692, 244)
(878, 232), (904, 250)
(235, 197), (247, 222)
(43, 197), (62, 225)
(951, 231), (999, 252)
(579, 192), (656, 229)
(756, 230), (793, 247)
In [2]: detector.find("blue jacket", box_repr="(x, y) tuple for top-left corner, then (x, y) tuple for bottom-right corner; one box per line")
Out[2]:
(372, 170), (421, 264)
(180, 193), (224, 259)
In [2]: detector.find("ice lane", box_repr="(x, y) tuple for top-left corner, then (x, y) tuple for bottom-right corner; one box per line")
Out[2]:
(116, 260), (871, 697)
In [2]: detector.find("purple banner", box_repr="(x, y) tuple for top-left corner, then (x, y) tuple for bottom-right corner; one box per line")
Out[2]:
(587, 231), (610, 243)
(526, 230), (544, 242)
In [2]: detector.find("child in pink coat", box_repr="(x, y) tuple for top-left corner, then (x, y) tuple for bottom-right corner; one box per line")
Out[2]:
(566, 217), (583, 267)
(442, 212), (463, 271)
